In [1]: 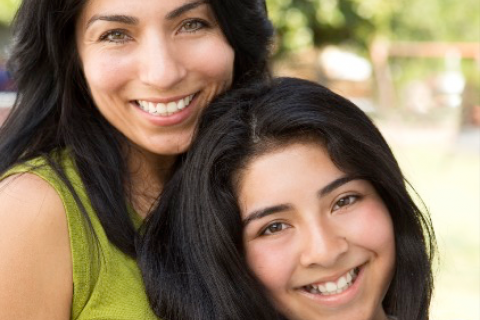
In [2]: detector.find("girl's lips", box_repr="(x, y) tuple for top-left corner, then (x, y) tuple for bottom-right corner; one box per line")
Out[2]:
(297, 264), (366, 306)
(303, 267), (359, 295)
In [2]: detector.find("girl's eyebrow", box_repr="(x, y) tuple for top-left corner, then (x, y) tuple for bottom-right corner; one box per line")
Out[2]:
(242, 175), (364, 227)
(86, 1), (207, 29)
(242, 204), (291, 227)
(318, 175), (363, 197)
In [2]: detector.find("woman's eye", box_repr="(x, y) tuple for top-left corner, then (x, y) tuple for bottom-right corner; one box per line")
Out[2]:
(261, 222), (290, 236)
(332, 195), (359, 211)
(180, 19), (208, 33)
(100, 30), (131, 43)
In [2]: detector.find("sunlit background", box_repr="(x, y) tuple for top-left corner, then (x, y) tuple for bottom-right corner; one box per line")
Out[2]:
(1, 0), (479, 319)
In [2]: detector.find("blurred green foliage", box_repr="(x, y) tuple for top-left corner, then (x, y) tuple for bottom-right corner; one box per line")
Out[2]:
(0, 0), (18, 26)
(0, 0), (478, 52)
(266, 0), (480, 54)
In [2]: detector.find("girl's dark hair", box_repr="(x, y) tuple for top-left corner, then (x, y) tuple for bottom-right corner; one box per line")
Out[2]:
(139, 77), (436, 320)
(0, 0), (274, 256)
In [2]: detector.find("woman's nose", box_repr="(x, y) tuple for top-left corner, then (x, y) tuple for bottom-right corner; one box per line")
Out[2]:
(138, 37), (187, 89)
(299, 222), (349, 268)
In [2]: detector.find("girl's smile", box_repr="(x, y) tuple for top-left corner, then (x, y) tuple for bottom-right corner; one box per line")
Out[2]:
(300, 265), (359, 296)
(238, 142), (396, 320)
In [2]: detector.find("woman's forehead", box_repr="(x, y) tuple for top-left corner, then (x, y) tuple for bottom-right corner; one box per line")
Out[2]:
(78, 0), (211, 23)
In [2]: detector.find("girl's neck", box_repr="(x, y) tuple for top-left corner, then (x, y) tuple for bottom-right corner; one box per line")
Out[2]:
(126, 147), (177, 218)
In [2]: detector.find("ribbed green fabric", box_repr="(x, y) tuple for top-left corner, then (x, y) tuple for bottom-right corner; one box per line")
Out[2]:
(1, 151), (159, 320)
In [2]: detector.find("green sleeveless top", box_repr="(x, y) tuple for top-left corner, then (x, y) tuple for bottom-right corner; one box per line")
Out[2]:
(1, 151), (159, 320)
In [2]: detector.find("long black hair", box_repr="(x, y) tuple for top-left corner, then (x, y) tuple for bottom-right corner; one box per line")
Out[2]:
(139, 77), (437, 320)
(0, 0), (274, 256)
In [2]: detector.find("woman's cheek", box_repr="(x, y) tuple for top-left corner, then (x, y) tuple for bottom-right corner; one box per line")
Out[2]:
(179, 36), (234, 83)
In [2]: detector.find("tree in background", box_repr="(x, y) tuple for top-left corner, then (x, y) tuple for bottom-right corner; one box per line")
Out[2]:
(0, 0), (17, 27)
(266, 0), (479, 54)
(1, 0), (478, 51)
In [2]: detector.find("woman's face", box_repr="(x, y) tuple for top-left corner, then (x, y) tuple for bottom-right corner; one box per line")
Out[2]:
(76, 0), (234, 157)
(237, 142), (395, 320)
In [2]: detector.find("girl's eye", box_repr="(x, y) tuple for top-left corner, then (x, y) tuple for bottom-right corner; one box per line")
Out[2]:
(332, 195), (359, 211)
(179, 19), (208, 33)
(261, 222), (290, 236)
(99, 30), (131, 44)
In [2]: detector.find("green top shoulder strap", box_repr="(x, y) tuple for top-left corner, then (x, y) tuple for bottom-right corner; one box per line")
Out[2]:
(1, 151), (159, 320)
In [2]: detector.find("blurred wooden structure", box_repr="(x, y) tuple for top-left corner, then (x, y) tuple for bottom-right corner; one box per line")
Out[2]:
(370, 39), (480, 111)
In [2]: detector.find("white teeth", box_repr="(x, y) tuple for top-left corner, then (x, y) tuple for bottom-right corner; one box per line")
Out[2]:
(325, 282), (337, 292)
(139, 100), (148, 111)
(337, 276), (347, 288)
(346, 271), (352, 283)
(148, 102), (156, 113)
(177, 99), (185, 110)
(137, 94), (195, 117)
(165, 101), (175, 113)
(156, 103), (167, 114)
(304, 267), (359, 296)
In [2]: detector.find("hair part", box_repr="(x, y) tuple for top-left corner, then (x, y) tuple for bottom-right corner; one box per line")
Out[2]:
(139, 77), (436, 320)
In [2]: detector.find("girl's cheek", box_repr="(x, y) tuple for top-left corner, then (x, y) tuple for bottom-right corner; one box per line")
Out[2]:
(345, 199), (394, 250)
(246, 241), (294, 291)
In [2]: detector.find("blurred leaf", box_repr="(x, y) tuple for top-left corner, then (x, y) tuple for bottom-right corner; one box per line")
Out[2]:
(267, 0), (480, 54)
(0, 0), (20, 26)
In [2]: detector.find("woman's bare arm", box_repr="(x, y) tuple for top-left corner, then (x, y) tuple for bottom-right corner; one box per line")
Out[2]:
(0, 173), (72, 319)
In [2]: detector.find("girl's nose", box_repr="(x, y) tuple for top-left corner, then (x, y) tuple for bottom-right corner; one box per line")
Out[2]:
(139, 37), (187, 90)
(299, 222), (349, 268)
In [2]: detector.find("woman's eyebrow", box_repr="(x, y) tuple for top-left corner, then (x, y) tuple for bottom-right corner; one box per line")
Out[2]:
(86, 14), (138, 29)
(242, 204), (291, 227)
(85, 1), (207, 30)
(166, 1), (207, 20)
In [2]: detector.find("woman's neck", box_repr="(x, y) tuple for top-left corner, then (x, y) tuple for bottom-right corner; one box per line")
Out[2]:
(126, 147), (177, 218)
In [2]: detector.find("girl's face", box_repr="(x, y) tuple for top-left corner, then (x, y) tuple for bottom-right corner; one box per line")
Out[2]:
(237, 142), (395, 320)
(76, 0), (234, 158)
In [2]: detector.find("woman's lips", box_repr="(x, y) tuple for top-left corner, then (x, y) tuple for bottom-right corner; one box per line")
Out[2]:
(135, 93), (196, 117)
(131, 92), (200, 127)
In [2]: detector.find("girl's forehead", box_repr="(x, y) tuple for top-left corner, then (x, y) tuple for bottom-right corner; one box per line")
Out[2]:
(237, 142), (341, 190)
(243, 138), (329, 170)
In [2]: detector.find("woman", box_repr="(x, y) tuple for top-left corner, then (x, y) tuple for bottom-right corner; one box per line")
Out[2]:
(139, 77), (437, 320)
(0, 0), (273, 318)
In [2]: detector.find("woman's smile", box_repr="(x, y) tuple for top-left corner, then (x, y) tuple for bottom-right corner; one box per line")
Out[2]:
(134, 93), (196, 117)
(76, 0), (234, 157)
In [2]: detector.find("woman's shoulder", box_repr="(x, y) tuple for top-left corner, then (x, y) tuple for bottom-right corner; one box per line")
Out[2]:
(1, 151), (87, 211)
(0, 171), (66, 217)
(0, 172), (73, 319)
(0, 172), (69, 250)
